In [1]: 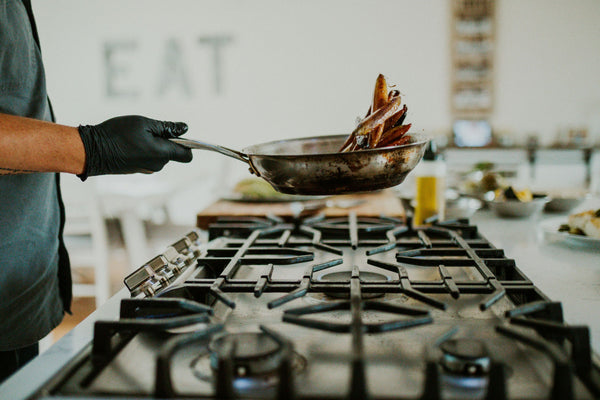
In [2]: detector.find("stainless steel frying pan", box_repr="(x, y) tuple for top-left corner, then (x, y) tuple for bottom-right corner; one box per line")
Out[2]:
(171, 133), (429, 195)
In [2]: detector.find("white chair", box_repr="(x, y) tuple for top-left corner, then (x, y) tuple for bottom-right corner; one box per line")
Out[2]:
(60, 174), (111, 307)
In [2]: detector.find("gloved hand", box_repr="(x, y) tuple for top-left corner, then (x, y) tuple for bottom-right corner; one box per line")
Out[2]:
(77, 115), (193, 180)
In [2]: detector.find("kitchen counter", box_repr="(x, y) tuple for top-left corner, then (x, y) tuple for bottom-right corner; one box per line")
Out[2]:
(471, 203), (600, 352)
(1, 203), (599, 399)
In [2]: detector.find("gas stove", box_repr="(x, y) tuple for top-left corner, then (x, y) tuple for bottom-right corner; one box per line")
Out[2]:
(38, 214), (599, 399)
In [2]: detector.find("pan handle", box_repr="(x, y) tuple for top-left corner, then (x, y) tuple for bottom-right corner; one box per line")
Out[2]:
(169, 137), (250, 164)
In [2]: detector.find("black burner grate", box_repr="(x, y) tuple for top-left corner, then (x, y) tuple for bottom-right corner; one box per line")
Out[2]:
(45, 214), (600, 400)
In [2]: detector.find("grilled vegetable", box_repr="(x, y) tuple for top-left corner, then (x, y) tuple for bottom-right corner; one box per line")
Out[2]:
(340, 74), (412, 152)
(384, 104), (407, 132)
(368, 124), (384, 148)
(372, 74), (389, 112)
(352, 96), (402, 145)
(375, 123), (412, 148)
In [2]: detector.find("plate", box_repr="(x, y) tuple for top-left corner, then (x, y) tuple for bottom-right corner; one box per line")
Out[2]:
(539, 217), (600, 249)
(225, 177), (325, 202)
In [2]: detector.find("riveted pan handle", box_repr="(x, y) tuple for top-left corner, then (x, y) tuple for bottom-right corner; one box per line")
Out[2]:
(169, 137), (250, 164)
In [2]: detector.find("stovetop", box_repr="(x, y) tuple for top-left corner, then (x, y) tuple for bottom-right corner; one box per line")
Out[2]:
(39, 214), (600, 399)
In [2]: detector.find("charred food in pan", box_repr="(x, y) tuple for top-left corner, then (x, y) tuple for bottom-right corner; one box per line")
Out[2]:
(340, 74), (412, 152)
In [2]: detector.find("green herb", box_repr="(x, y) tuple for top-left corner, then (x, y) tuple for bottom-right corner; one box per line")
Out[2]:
(558, 224), (570, 232)
(474, 162), (495, 172)
(503, 186), (520, 201)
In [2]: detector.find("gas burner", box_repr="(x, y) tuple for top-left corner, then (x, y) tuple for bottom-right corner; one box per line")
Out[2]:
(441, 339), (491, 375)
(191, 331), (306, 393)
(440, 339), (491, 389)
(317, 270), (391, 299)
(209, 332), (284, 376)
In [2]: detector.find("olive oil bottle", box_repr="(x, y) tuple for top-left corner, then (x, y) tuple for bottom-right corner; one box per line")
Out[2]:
(413, 141), (445, 226)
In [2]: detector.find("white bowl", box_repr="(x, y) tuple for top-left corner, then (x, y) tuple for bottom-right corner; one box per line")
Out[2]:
(543, 191), (590, 213)
(489, 195), (550, 218)
(544, 197), (586, 213)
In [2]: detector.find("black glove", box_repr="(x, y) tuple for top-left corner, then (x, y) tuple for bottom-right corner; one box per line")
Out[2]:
(77, 115), (193, 180)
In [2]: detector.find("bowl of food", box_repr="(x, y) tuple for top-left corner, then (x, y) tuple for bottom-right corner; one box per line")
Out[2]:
(488, 187), (550, 218)
(457, 163), (516, 205)
(543, 190), (589, 213)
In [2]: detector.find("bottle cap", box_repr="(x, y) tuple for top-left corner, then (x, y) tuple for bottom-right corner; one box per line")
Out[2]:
(423, 140), (442, 161)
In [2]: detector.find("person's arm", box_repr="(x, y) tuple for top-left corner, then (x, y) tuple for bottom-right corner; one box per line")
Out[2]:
(0, 113), (192, 178)
(0, 113), (85, 175)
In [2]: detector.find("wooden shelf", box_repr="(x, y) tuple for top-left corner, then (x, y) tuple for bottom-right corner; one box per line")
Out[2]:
(453, 79), (493, 88)
(450, 0), (495, 126)
(453, 0), (494, 18)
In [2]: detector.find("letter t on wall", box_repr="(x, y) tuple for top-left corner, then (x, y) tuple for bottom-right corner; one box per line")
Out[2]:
(198, 35), (233, 95)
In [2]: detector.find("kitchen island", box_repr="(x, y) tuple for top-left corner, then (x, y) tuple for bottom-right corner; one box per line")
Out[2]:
(1, 202), (599, 399)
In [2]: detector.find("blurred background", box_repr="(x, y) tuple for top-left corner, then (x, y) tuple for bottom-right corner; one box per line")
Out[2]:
(30, 0), (600, 338)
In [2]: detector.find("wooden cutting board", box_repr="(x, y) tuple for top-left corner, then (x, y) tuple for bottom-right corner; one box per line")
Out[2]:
(196, 189), (405, 229)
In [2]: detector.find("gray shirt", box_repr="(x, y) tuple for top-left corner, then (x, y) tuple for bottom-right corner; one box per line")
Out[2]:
(0, 0), (66, 350)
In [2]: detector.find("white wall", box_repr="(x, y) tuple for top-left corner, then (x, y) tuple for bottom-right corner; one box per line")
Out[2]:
(33, 0), (600, 147)
(31, 0), (600, 222)
(494, 0), (600, 144)
(34, 0), (451, 146)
